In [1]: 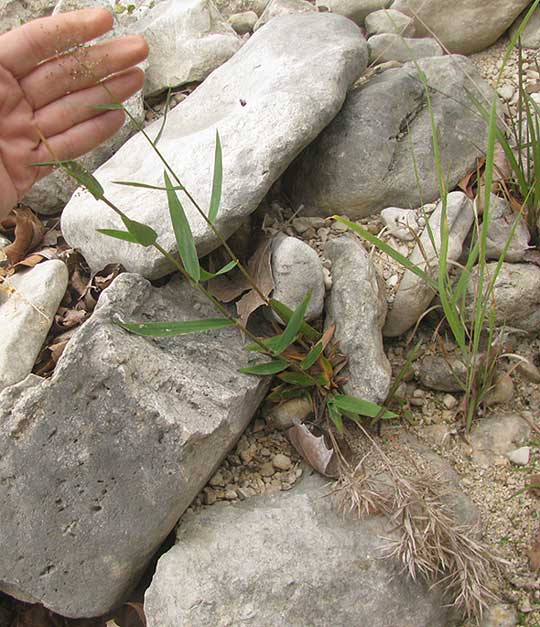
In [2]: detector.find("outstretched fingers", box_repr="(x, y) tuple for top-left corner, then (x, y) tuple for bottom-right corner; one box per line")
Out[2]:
(0, 9), (114, 79)
(34, 109), (126, 173)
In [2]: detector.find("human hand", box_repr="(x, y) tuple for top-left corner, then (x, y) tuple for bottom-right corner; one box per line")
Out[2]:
(0, 8), (148, 220)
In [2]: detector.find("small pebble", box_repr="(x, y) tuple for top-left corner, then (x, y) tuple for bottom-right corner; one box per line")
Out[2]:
(443, 394), (458, 410)
(209, 471), (224, 487)
(259, 461), (275, 477)
(272, 453), (292, 471)
(506, 446), (531, 466)
(517, 360), (540, 384)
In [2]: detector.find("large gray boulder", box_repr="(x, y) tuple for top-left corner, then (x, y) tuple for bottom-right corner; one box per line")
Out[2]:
(0, 273), (269, 617)
(285, 55), (495, 220)
(145, 473), (464, 627)
(325, 235), (391, 404)
(134, 0), (243, 97)
(61, 13), (368, 279)
(367, 33), (442, 65)
(510, 7), (540, 49)
(391, 0), (530, 54)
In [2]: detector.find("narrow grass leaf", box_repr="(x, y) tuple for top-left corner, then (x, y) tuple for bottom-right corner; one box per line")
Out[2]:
(34, 160), (105, 200)
(300, 343), (324, 370)
(97, 228), (142, 244)
(331, 394), (397, 419)
(199, 260), (237, 281)
(332, 217), (437, 290)
(270, 293), (312, 355)
(120, 216), (158, 247)
(208, 131), (222, 224)
(92, 103), (124, 110)
(240, 359), (288, 375)
(269, 299), (321, 342)
(113, 180), (184, 192)
(278, 371), (323, 387)
(154, 88), (172, 146)
(164, 170), (200, 282)
(245, 335), (285, 353)
(327, 402), (344, 433)
(116, 318), (234, 336)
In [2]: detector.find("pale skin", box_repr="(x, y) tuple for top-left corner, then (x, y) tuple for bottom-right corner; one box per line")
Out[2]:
(0, 8), (149, 221)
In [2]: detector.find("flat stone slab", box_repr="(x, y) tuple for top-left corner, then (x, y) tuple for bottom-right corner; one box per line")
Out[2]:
(0, 273), (269, 617)
(61, 13), (368, 278)
(145, 472), (463, 627)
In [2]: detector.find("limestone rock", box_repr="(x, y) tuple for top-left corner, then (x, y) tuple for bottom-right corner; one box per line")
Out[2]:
(391, 0), (530, 54)
(0, 273), (269, 617)
(485, 194), (530, 263)
(145, 473), (461, 627)
(381, 207), (420, 241)
(368, 34), (442, 64)
(384, 192), (474, 337)
(0, 261), (67, 391)
(228, 9), (258, 33)
(470, 413), (530, 467)
(214, 0), (268, 17)
(285, 55), (494, 219)
(481, 603), (519, 627)
(254, 0), (316, 30)
(0, 0), (55, 34)
(365, 8), (415, 36)
(416, 355), (467, 393)
(134, 0), (243, 97)
(510, 7), (540, 49)
(61, 13), (368, 278)
(271, 234), (325, 322)
(466, 262), (540, 334)
(316, 0), (391, 26)
(506, 446), (530, 466)
(325, 235), (391, 404)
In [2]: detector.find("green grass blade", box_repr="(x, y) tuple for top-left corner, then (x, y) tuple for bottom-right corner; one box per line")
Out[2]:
(154, 88), (172, 146)
(36, 160), (104, 200)
(240, 359), (288, 375)
(208, 131), (223, 224)
(120, 216), (158, 247)
(332, 217), (437, 290)
(112, 180), (184, 192)
(164, 170), (200, 282)
(331, 394), (397, 419)
(199, 260), (238, 281)
(300, 343), (324, 370)
(327, 401), (344, 433)
(269, 299), (321, 342)
(270, 293), (312, 355)
(97, 228), (142, 244)
(116, 318), (234, 336)
(278, 371), (325, 387)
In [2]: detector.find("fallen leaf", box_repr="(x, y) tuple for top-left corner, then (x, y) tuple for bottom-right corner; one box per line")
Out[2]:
(1, 206), (44, 265)
(236, 238), (274, 327)
(287, 423), (338, 477)
(528, 529), (540, 571)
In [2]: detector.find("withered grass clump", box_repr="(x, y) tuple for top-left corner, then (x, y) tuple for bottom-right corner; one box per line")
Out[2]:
(331, 450), (502, 622)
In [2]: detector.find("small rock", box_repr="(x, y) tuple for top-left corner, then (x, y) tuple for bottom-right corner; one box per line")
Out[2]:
(381, 207), (420, 241)
(497, 84), (516, 101)
(272, 453), (292, 470)
(259, 462), (275, 477)
(442, 394), (458, 410)
(209, 471), (225, 486)
(252, 418), (266, 433)
(510, 6), (540, 49)
(240, 449), (254, 464)
(134, 0), (243, 96)
(384, 192), (474, 337)
(215, 0), (269, 17)
(224, 488), (238, 500)
(365, 8), (415, 36)
(0, 260), (68, 391)
(271, 234), (325, 322)
(517, 359), (540, 383)
(315, 0), (391, 26)
(484, 194), (530, 263)
(203, 488), (218, 505)
(470, 413), (530, 467)
(417, 355), (467, 393)
(325, 236), (391, 404)
(228, 10), (258, 33)
(254, 0), (316, 30)
(266, 397), (313, 430)
(368, 34), (443, 65)
(481, 603), (518, 627)
(506, 446), (530, 466)
(484, 372), (514, 406)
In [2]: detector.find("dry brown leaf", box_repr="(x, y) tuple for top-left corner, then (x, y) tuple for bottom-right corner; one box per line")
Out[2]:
(528, 529), (540, 571)
(1, 206), (44, 265)
(236, 238), (274, 327)
(287, 424), (338, 478)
